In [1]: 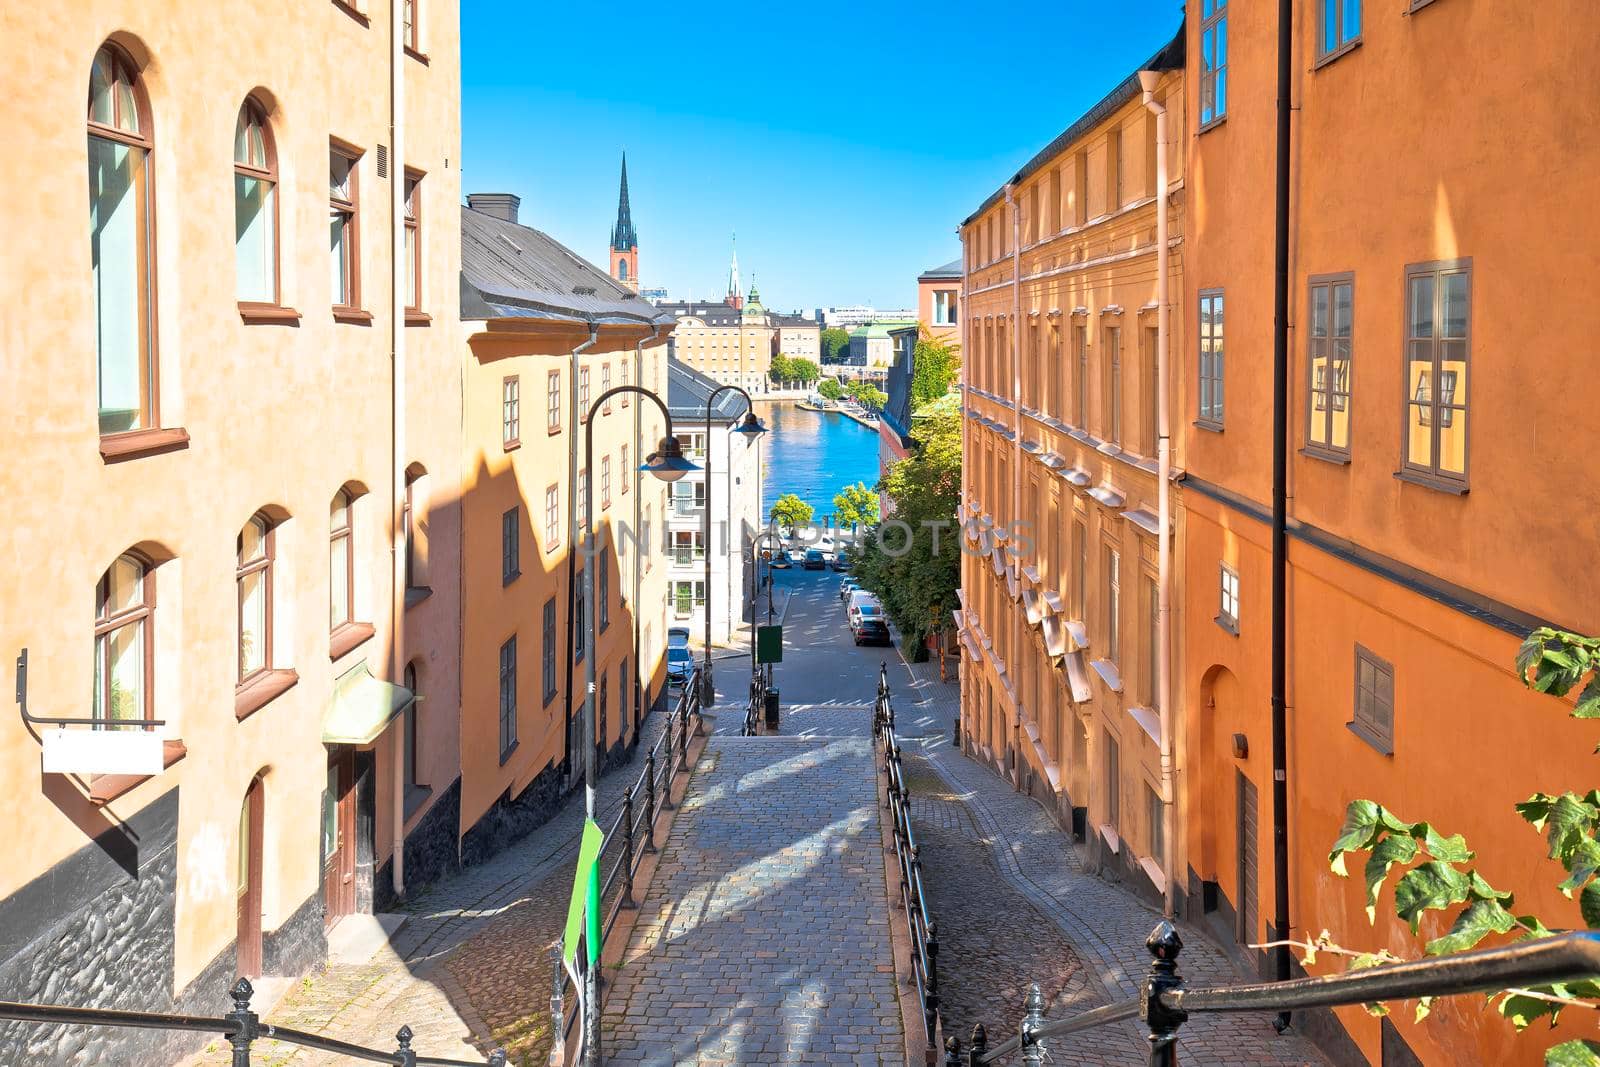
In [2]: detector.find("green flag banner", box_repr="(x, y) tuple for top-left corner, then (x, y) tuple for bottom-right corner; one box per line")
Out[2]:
(756, 624), (783, 664)
(562, 818), (605, 972)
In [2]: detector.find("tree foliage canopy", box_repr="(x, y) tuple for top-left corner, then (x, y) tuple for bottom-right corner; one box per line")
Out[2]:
(910, 335), (961, 409)
(769, 493), (813, 531)
(820, 327), (852, 364)
(831, 482), (879, 528)
(845, 380), (888, 412)
(817, 378), (843, 401)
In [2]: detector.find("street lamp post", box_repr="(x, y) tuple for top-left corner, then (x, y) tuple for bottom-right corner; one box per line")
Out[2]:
(578, 384), (697, 1066)
(699, 386), (766, 706)
(748, 529), (783, 692)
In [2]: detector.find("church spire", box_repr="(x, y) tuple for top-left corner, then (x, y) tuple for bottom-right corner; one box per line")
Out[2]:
(610, 152), (637, 252)
(726, 233), (742, 309)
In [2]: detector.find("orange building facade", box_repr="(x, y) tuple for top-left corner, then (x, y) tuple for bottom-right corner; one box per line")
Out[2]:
(0, 1), (462, 1061)
(1179, 1), (1600, 1063)
(956, 32), (1189, 905)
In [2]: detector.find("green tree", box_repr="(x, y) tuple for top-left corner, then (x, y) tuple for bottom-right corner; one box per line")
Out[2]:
(832, 482), (879, 528)
(846, 380), (888, 412)
(851, 406), (961, 658)
(910, 335), (961, 408)
(821, 327), (852, 364)
(817, 378), (843, 402)
(769, 355), (794, 384)
(1317, 629), (1600, 1064)
(769, 493), (814, 532)
(788, 357), (820, 385)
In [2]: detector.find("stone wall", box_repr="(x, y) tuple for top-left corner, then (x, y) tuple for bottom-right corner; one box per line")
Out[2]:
(459, 760), (566, 869)
(375, 778), (463, 912)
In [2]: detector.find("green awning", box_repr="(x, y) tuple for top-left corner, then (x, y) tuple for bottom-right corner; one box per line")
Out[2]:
(322, 662), (414, 745)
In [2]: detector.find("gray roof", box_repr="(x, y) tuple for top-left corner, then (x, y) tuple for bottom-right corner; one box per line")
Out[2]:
(655, 301), (748, 327)
(962, 23), (1184, 227)
(460, 205), (672, 327)
(666, 357), (749, 423)
(772, 313), (819, 328)
(918, 258), (963, 281)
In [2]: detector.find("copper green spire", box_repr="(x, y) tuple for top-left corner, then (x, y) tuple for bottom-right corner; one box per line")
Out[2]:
(610, 152), (637, 252)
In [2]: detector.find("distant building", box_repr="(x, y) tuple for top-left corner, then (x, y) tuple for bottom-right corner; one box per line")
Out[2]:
(918, 258), (962, 345)
(878, 325), (921, 516)
(658, 242), (781, 395)
(607, 153), (639, 293)
(845, 320), (917, 378)
(639, 286), (669, 304)
(772, 313), (821, 364)
(816, 305), (920, 330)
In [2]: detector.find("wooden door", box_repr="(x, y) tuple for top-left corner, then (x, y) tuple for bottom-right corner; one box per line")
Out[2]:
(236, 777), (264, 977)
(323, 750), (356, 927)
(1235, 770), (1260, 948)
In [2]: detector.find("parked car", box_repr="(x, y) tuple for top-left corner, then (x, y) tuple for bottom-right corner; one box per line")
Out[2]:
(770, 549), (793, 569)
(830, 554), (851, 572)
(847, 590), (884, 628)
(803, 548), (826, 570)
(667, 645), (694, 687)
(839, 577), (861, 603)
(668, 627), (690, 651)
(851, 611), (891, 646)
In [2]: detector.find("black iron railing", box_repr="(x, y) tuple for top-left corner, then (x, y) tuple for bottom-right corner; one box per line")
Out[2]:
(946, 911), (1600, 1065)
(0, 977), (506, 1066)
(549, 668), (706, 1055)
(876, 664), (944, 1057)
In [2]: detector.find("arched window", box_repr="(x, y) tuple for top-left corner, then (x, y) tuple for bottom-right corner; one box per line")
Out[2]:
(94, 552), (153, 724)
(617, 259), (628, 281)
(234, 98), (278, 304)
(237, 515), (274, 683)
(88, 45), (155, 436)
(330, 489), (353, 629)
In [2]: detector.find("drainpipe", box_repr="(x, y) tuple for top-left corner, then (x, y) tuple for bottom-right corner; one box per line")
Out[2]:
(1140, 70), (1175, 920)
(1007, 183), (1023, 790)
(957, 225), (970, 750)
(633, 325), (669, 728)
(1271, 0), (1295, 1020)
(563, 327), (601, 781)
(388, 0), (406, 902)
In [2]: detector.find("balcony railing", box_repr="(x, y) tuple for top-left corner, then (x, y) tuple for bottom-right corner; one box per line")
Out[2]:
(671, 498), (705, 518)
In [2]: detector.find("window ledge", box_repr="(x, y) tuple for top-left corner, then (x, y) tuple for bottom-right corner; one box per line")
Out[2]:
(405, 310), (432, 326)
(90, 739), (187, 805)
(404, 782), (433, 822)
(235, 669), (299, 721)
(1090, 658), (1124, 694)
(1346, 719), (1394, 757)
(498, 739), (519, 767)
(404, 45), (430, 65)
(100, 427), (190, 463)
(1215, 614), (1239, 636)
(548, 425), (562, 436)
(1194, 418), (1225, 434)
(330, 621), (376, 660)
(1197, 114), (1228, 136)
(1138, 855), (1169, 894)
(1301, 446), (1351, 466)
(239, 303), (303, 326)
(1313, 38), (1362, 70)
(1098, 823), (1121, 855)
(331, 0), (370, 25)
(502, 570), (521, 587)
(1127, 704), (1163, 746)
(333, 307), (374, 325)
(405, 585), (434, 608)
(1393, 469), (1469, 495)
(503, 438), (521, 452)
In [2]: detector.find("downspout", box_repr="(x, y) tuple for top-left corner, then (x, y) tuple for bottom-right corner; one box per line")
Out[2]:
(563, 327), (600, 781)
(1140, 70), (1174, 920)
(957, 225), (970, 750)
(389, 0), (406, 902)
(633, 324), (669, 728)
(1007, 184), (1023, 790)
(1271, 0), (1295, 1020)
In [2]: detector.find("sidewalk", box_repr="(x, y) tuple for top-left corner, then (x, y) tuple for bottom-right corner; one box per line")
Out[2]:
(886, 652), (1326, 1065)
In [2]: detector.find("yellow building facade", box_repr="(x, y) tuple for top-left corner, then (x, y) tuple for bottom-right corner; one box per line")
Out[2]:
(957, 32), (1187, 905)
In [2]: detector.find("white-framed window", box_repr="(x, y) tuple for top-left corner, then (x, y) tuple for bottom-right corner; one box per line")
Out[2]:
(1218, 564), (1240, 633)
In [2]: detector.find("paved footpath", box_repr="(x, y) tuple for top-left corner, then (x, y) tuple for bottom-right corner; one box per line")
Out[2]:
(602, 701), (904, 1065)
(886, 650), (1327, 1066)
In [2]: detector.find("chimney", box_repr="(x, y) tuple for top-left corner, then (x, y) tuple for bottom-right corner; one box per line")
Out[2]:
(467, 193), (520, 224)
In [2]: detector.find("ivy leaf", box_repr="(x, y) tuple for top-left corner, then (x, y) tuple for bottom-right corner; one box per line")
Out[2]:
(1414, 996), (1435, 1024)
(1425, 898), (1517, 955)
(1558, 838), (1600, 897)
(1581, 882), (1600, 929)
(1468, 871), (1513, 903)
(1535, 648), (1586, 697)
(1546, 1040), (1600, 1067)
(1496, 991), (1559, 1030)
(1516, 631), (1549, 681)
(1520, 794), (1557, 833)
(1543, 794), (1600, 862)
(1515, 914), (1556, 941)
(1330, 800), (1383, 874)
(1416, 823), (1474, 864)
(1576, 674), (1600, 720)
(1395, 862), (1471, 933)
(1364, 835), (1420, 922)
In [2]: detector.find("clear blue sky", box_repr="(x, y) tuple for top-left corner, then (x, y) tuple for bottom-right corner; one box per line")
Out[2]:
(462, 1), (1184, 313)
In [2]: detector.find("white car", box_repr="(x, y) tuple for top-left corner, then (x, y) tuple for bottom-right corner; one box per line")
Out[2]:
(846, 589), (883, 626)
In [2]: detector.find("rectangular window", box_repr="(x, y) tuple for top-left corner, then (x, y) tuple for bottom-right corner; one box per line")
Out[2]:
(672, 580), (706, 617)
(1104, 324), (1122, 445)
(602, 363), (612, 413)
(621, 445), (630, 493)
(547, 370), (561, 433)
(498, 636), (517, 760)
(577, 470), (588, 522)
(1198, 291), (1225, 428)
(542, 598), (557, 705)
(621, 360), (629, 404)
(672, 530), (706, 566)
(1142, 574), (1158, 708)
(1402, 260), (1470, 487)
(1074, 324), (1089, 426)
(599, 554), (610, 632)
(1074, 150), (1089, 227)
(1201, 0), (1228, 126)
(1307, 275), (1353, 456)
(1218, 564), (1240, 633)
(330, 146), (360, 310)
(1142, 325), (1159, 456)
(1146, 782), (1165, 863)
(601, 457), (612, 510)
(1352, 645), (1394, 754)
(1319, 0), (1362, 60)
(1072, 517), (1087, 619)
(579, 368), (591, 420)
(1104, 544), (1121, 664)
(502, 375), (520, 448)
(502, 507), (519, 584)
(1107, 126), (1124, 211)
(1104, 731), (1121, 829)
(934, 290), (958, 326)
(403, 0), (420, 52)
(403, 171), (422, 310)
(545, 484), (560, 550)
(1047, 165), (1062, 233)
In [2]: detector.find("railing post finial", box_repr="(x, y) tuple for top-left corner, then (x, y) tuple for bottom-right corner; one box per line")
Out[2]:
(1020, 982), (1046, 1065)
(1142, 919), (1188, 1067)
(944, 1034), (962, 1067)
(225, 977), (258, 1067)
(394, 1024), (417, 1067)
(967, 1022), (987, 1067)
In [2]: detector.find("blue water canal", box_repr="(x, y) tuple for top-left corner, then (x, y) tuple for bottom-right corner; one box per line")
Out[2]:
(756, 401), (880, 522)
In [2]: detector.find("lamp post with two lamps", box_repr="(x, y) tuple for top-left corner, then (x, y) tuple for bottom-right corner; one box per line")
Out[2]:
(576, 384), (697, 1065)
(697, 386), (766, 707)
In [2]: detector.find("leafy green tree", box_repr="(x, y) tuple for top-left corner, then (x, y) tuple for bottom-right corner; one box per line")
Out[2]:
(769, 493), (814, 532)
(851, 407), (961, 658)
(910, 335), (961, 408)
(787, 357), (820, 385)
(768, 355), (794, 384)
(817, 378), (843, 401)
(1318, 629), (1600, 1064)
(832, 482), (879, 528)
(846, 380), (888, 412)
(821, 327), (852, 364)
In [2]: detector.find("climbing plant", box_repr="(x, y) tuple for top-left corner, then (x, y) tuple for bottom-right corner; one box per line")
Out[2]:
(1315, 628), (1600, 1065)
